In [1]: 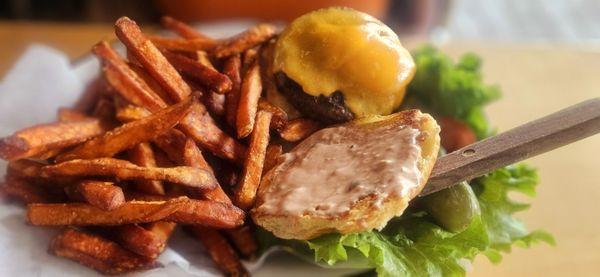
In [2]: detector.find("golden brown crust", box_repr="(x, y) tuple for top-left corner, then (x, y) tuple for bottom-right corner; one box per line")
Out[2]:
(251, 110), (440, 240)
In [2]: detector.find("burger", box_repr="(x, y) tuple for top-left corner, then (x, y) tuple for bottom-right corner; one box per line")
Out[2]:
(251, 7), (552, 276)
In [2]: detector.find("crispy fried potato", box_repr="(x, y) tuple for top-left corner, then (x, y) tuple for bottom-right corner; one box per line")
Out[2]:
(179, 102), (247, 164)
(226, 225), (258, 259)
(93, 41), (168, 112)
(57, 108), (92, 122)
(0, 119), (109, 161)
(190, 226), (249, 276)
(224, 54), (242, 127)
(258, 98), (288, 131)
(148, 36), (217, 52)
(279, 118), (321, 142)
(115, 104), (152, 123)
(234, 111), (272, 210)
(7, 159), (45, 179)
(236, 56), (262, 138)
(213, 24), (277, 58)
(74, 77), (108, 113)
(56, 98), (193, 162)
(263, 144), (283, 174)
(28, 197), (187, 225)
(1, 175), (62, 204)
(49, 228), (160, 275)
(114, 222), (175, 258)
(160, 16), (215, 41)
(162, 50), (231, 94)
(76, 180), (125, 211)
(43, 158), (217, 190)
(115, 17), (192, 102)
(128, 143), (165, 195)
(168, 199), (245, 228)
(128, 62), (173, 105)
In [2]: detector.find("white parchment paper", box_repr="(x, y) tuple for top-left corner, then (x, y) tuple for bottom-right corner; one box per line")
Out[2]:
(0, 44), (280, 277)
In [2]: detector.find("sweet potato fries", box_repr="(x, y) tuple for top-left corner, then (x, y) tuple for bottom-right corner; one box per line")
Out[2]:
(0, 15), (323, 276)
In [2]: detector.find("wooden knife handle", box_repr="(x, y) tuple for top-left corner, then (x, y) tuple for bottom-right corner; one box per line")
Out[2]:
(420, 98), (600, 196)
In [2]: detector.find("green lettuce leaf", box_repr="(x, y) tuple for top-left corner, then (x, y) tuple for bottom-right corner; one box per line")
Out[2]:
(404, 45), (501, 138)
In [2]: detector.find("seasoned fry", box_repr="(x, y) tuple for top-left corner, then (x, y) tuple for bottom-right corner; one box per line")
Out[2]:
(279, 118), (321, 142)
(179, 102), (247, 164)
(226, 225), (258, 259)
(213, 23), (277, 58)
(56, 98), (193, 162)
(115, 104), (152, 123)
(128, 62), (172, 105)
(49, 228), (160, 275)
(258, 98), (288, 131)
(224, 54), (243, 127)
(190, 226), (249, 276)
(263, 144), (283, 174)
(0, 119), (108, 161)
(148, 36), (217, 52)
(160, 16), (215, 40)
(92, 97), (116, 120)
(162, 50), (232, 94)
(76, 180), (125, 211)
(168, 199), (245, 228)
(128, 143), (165, 195)
(114, 222), (175, 258)
(236, 56), (262, 138)
(28, 197), (187, 226)
(93, 41), (168, 112)
(58, 108), (92, 122)
(1, 175), (59, 204)
(74, 77), (108, 113)
(43, 158), (218, 190)
(115, 17), (192, 102)
(235, 111), (272, 210)
(7, 159), (45, 179)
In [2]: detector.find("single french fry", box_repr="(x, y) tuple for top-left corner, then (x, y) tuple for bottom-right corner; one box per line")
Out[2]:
(162, 50), (232, 94)
(223, 54), (242, 127)
(236, 56), (262, 138)
(128, 62), (173, 105)
(115, 17), (192, 102)
(28, 197), (187, 226)
(148, 36), (217, 52)
(1, 175), (61, 204)
(128, 143), (165, 195)
(114, 222), (175, 258)
(179, 102), (247, 164)
(43, 158), (217, 190)
(0, 119), (109, 161)
(74, 77), (108, 113)
(263, 144), (283, 174)
(190, 226), (249, 276)
(279, 118), (321, 142)
(49, 228), (160, 275)
(213, 24), (277, 58)
(92, 97), (116, 120)
(160, 16), (215, 41)
(258, 98), (288, 131)
(115, 103), (152, 123)
(76, 180), (125, 211)
(226, 225), (258, 259)
(7, 159), (45, 179)
(93, 41), (168, 112)
(234, 111), (272, 210)
(56, 98), (193, 162)
(58, 108), (92, 122)
(168, 199), (245, 228)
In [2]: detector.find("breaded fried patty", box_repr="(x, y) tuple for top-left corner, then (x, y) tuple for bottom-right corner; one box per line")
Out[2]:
(252, 110), (440, 240)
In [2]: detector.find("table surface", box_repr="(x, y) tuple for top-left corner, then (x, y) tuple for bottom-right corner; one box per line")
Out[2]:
(0, 22), (599, 277)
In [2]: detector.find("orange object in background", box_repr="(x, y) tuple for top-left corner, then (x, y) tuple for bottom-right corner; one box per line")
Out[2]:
(155, 0), (390, 22)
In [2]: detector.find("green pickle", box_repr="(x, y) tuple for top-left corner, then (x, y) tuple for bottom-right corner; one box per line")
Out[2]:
(421, 182), (480, 232)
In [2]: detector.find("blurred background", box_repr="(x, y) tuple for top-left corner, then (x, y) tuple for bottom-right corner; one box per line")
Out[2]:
(0, 1), (599, 276)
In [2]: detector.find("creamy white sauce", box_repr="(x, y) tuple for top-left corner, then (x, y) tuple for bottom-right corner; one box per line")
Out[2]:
(256, 121), (422, 217)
